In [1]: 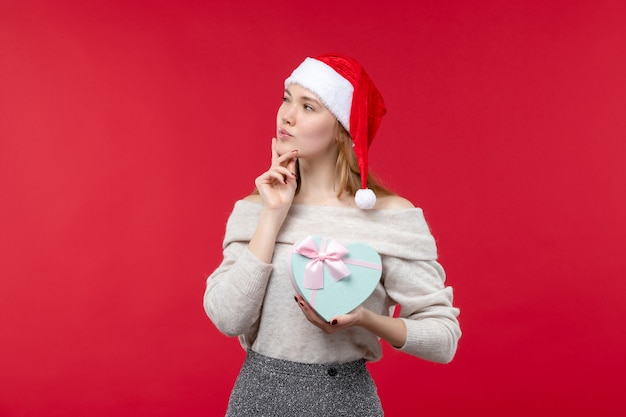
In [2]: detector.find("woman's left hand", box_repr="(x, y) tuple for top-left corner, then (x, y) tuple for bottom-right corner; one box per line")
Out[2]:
(294, 294), (364, 334)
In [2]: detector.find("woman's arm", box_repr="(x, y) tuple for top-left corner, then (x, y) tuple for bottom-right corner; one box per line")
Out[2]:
(204, 140), (298, 335)
(382, 259), (461, 363)
(248, 140), (298, 262)
(204, 243), (273, 336)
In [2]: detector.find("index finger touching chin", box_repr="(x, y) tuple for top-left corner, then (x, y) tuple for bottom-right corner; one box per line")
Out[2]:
(270, 137), (279, 161)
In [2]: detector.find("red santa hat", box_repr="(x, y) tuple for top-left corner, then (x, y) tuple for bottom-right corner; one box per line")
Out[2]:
(284, 54), (386, 209)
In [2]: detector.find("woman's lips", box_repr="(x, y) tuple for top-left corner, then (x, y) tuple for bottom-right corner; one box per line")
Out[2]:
(278, 128), (293, 139)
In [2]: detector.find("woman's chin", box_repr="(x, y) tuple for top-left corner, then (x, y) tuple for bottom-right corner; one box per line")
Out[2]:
(276, 143), (298, 156)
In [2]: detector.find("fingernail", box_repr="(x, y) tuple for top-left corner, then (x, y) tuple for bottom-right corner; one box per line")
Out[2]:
(331, 319), (338, 325)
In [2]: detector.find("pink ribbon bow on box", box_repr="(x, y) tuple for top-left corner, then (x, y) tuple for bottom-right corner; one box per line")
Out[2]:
(294, 236), (351, 290)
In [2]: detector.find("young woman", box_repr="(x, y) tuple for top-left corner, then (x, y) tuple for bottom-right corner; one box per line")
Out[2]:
(204, 54), (461, 416)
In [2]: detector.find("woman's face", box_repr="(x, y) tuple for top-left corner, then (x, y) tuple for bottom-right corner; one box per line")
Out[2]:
(276, 83), (338, 160)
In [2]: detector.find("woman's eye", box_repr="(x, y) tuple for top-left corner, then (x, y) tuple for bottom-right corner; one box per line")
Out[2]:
(304, 104), (314, 111)
(282, 96), (289, 102)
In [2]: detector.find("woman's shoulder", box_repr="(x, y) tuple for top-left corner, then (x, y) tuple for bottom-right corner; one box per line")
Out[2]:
(243, 193), (262, 203)
(374, 194), (415, 210)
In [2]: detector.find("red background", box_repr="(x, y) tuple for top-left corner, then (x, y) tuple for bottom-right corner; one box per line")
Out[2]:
(1, 1), (625, 416)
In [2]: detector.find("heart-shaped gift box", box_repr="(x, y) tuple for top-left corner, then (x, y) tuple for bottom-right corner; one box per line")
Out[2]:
(289, 236), (382, 322)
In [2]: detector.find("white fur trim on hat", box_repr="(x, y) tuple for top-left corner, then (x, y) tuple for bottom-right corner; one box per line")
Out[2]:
(284, 57), (354, 132)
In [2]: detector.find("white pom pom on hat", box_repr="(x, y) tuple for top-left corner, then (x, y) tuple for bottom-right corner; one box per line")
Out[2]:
(354, 188), (377, 209)
(284, 54), (387, 209)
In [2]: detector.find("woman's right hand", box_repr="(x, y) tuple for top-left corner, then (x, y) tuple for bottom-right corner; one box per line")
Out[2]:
(254, 138), (298, 212)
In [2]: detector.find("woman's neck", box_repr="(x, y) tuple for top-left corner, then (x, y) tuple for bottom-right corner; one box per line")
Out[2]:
(295, 167), (355, 207)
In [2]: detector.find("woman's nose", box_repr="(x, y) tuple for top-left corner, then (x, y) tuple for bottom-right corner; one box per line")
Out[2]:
(282, 107), (295, 125)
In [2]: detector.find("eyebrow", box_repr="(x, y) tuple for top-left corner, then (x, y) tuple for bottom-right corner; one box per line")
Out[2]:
(301, 95), (322, 106)
(284, 88), (323, 106)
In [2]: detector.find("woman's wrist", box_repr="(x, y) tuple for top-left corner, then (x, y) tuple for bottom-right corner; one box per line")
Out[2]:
(248, 207), (290, 263)
(357, 308), (407, 349)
